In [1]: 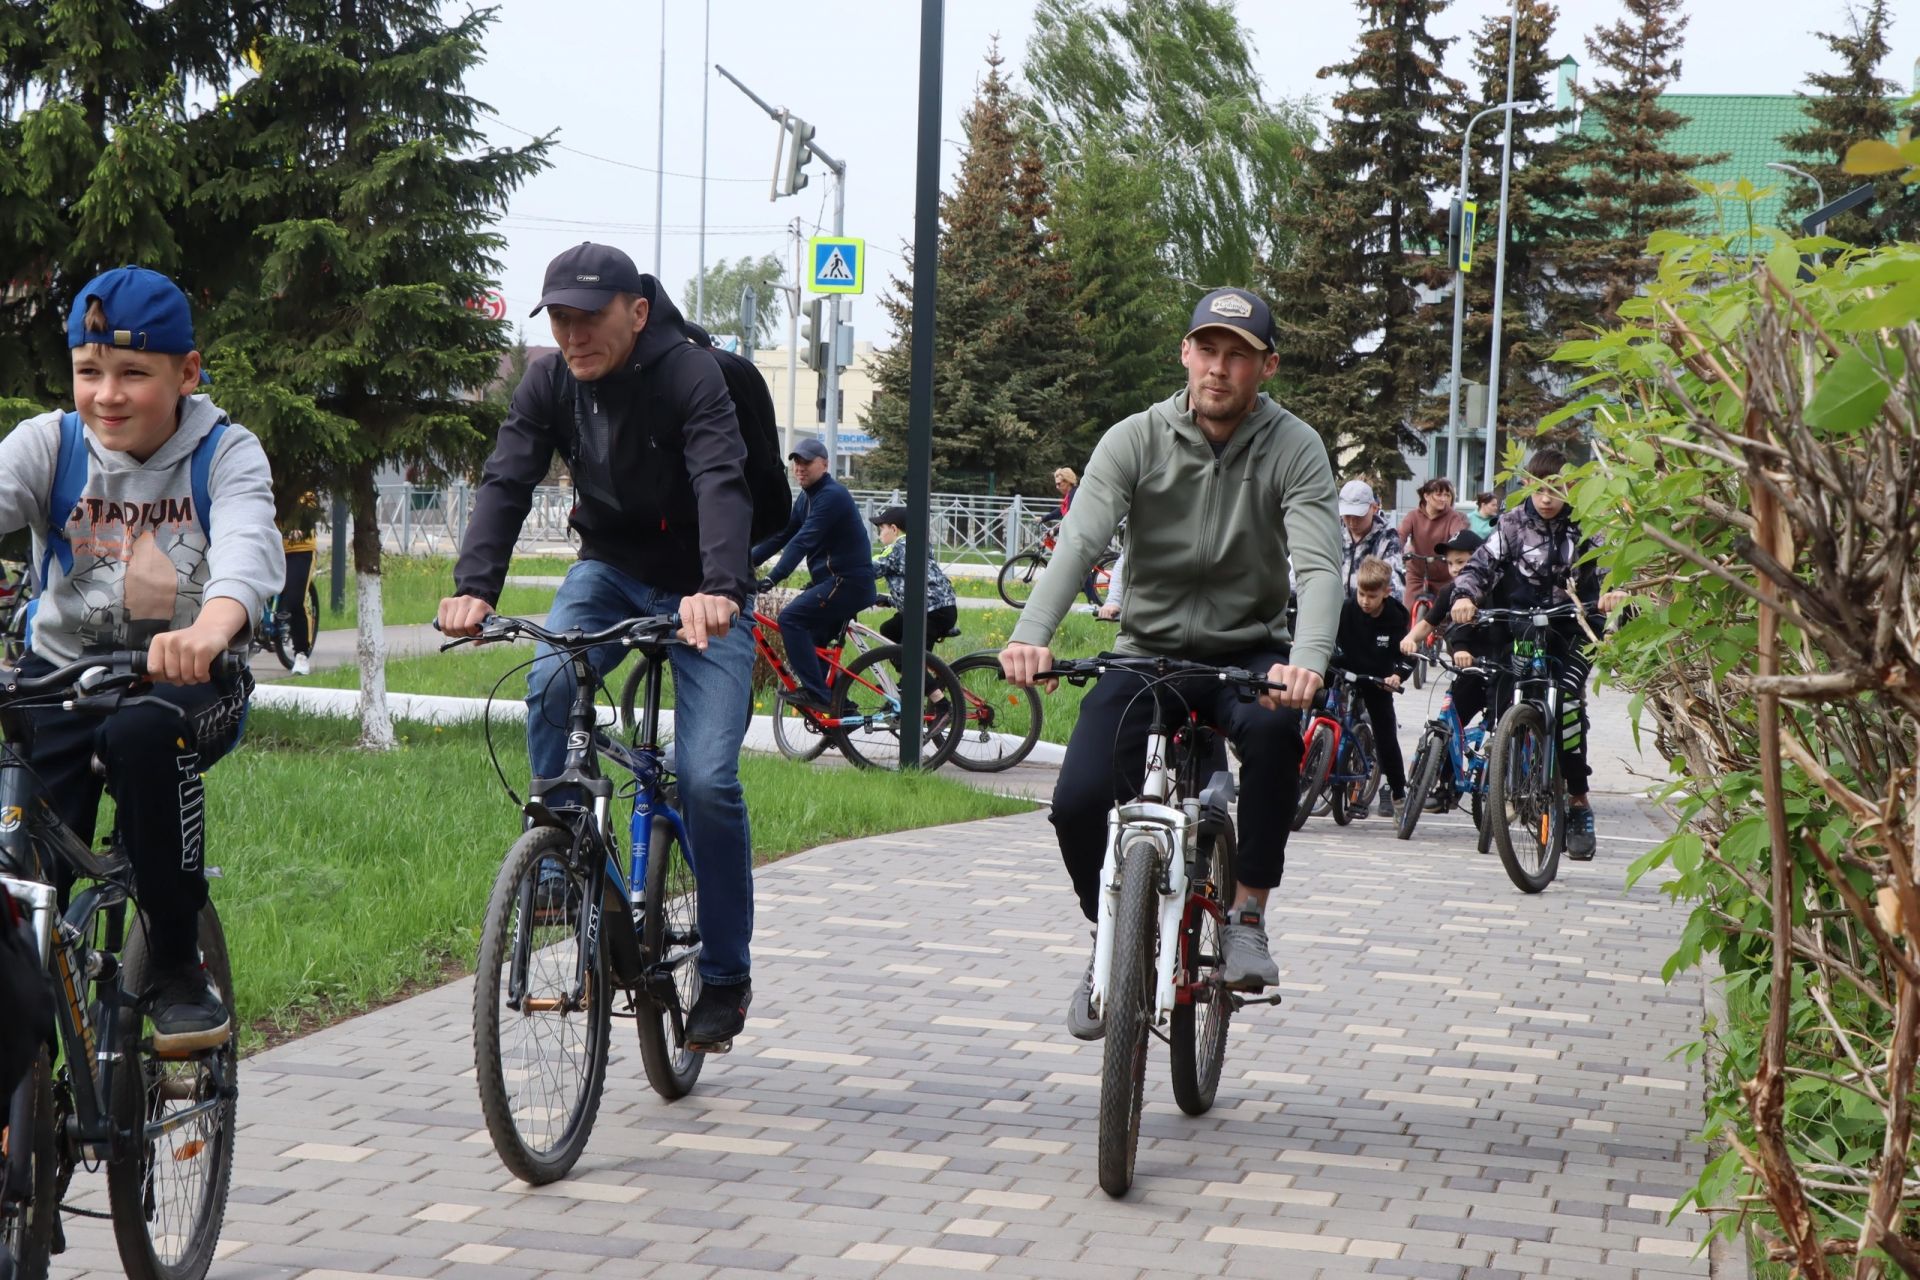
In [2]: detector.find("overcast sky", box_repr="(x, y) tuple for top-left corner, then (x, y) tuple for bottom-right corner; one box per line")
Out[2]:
(462, 0), (1919, 345)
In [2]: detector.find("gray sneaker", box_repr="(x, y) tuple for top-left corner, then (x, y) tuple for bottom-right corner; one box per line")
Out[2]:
(1220, 902), (1280, 991)
(1066, 940), (1105, 1041)
(1376, 790), (1396, 820)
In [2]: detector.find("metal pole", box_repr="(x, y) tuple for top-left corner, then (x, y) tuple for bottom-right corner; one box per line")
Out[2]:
(785, 217), (801, 457)
(329, 493), (348, 612)
(1446, 102), (1520, 494)
(1767, 161), (1827, 235)
(823, 168), (846, 472)
(654, 0), (667, 276)
(1479, 0), (1523, 496)
(696, 0), (709, 321)
(899, 0), (944, 768)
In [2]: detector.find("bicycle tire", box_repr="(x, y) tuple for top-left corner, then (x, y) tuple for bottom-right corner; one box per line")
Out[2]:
(946, 652), (1042, 773)
(1330, 727), (1364, 827)
(1489, 702), (1561, 893)
(1353, 719), (1382, 808)
(1411, 654), (1426, 690)
(473, 825), (612, 1184)
(1087, 550), (1119, 607)
(769, 688), (831, 761)
(827, 644), (963, 771)
(635, 812), (705, 1100)
(1292, 724), (1334, 831)
(1169, 826), (1235, 1118)
(108, 904), (237, 1280)
(996, 552), (1046, 609)
(1099, 832), (1159, 1198)
(3, 1046), (56, 1280)
(1398, 732), (1444, 841)
(1473, 783), (1493, 856)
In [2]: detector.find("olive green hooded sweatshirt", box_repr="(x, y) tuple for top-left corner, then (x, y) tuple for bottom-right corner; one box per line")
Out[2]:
(1008, 390), (1342, 676)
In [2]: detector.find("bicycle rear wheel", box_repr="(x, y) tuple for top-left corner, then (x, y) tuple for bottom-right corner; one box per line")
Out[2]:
(996, 552), (1046, 608)
(1099, 833), (1159, 1198)
(1472, 783), (1493, 855)
(946, 652), (1042, 772)
(770, 689), (831, 761)
(1169, 826), (1235, 1117)
(636, 812), (705, 1100)
(1291, 724), (1334, 831)
(109, 905), (237, 1280)
(828, 644), (962, 771)
(1489, 703), (1561, 893)
(3, 1046), (56, 1280)
(1398, 731), (1444, 841)
(1086, 550), (1119, 606)
(473, 825), (612, 1184)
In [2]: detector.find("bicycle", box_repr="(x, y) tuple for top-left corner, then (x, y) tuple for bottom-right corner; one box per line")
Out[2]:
(660, 609), (962, 771)
(446, 613), (709, 1186)
(0, 650), (244, 1280)
(996, 526), (1118, 610)
(249, 580), (320, 671)
(1403, 552), (1448, 690)
(1470, 602), (1599, 894)
(1039, 655), (1287, 1198)
(0, 564), (31, 662)
(1289, 668), (1387, 829)
(1396, 654), (1496, 850)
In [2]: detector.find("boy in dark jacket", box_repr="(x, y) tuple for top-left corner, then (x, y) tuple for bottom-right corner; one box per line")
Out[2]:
(1335, 555), (1414, 820)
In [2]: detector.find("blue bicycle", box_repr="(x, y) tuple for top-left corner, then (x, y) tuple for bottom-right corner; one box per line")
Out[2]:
(443, 613), (704, 1186)
(1396, 655), (1495, 850)
(1293, 668), (1390, 828)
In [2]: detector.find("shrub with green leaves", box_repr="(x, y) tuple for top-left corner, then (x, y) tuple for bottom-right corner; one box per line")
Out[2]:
(1548, 207), (1919, 1276)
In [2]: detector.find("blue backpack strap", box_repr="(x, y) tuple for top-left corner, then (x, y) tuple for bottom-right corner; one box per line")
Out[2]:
(189, 417), (229, 539)
(42, 412), (88, 583)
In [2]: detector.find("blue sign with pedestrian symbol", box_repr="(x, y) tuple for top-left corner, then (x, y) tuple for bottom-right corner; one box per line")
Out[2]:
(809, 236), (864, 295)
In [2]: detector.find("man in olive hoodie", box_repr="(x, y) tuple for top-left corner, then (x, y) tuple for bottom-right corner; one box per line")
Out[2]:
(1001, 287), (1341, 1039)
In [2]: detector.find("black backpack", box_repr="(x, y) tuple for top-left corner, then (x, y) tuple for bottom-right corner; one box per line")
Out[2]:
(683, 325), (791, 544)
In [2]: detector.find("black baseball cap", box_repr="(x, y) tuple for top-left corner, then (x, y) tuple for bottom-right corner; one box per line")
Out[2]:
(1437, 529), (1485, 555)
(1185, 287), (1276, 351)
(789, 437), (828, 463)
(530, 242), (647, 316)
(869, 504), (909, 529)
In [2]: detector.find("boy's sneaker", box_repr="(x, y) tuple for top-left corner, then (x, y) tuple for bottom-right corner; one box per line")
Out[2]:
(1376, 791), (1396, 820)
(684, 979), (751, 1052)
(1066, 934), (1105, 1041)
(148, 962), (231, 1057)
(1567, 807), (1597, 860)
(291, 652), (311, 676)
(1220, 902), (1280, 991)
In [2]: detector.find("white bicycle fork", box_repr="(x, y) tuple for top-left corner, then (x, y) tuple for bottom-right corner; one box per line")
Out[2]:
(1089, 727), (1191, 1026)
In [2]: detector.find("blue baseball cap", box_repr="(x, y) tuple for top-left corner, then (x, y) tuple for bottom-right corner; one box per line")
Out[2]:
(67, 266), (199, 354)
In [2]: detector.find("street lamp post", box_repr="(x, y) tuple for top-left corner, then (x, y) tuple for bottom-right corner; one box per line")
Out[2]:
(1445, 101), (1521, 494)
(1767, 161), (1829, 236)
(1479, 0), (1523, 498)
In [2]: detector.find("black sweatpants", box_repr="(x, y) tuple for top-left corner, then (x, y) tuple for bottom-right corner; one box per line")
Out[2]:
(1354, 683), (1407, 797)
(282, 548), (317, 657)
(16, 655), (250, 970)
(878, 604), (958, 646)
(1051, 648), (1303, 923)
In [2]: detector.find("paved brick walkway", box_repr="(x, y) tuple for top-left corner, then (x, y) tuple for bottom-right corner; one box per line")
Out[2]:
(52, 773), (1713, 1279)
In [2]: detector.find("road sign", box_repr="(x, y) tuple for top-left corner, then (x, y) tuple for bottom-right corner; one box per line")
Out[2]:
(809, 236), (864, 294)
(465, 289), (507, 321)
(1457, 201), (1478, 273)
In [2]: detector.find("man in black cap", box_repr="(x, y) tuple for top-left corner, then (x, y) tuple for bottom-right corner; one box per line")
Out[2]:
(750, 437), (875, 710)
(1000, 285), (1343, 1036)
(440, 242), (761, 1052)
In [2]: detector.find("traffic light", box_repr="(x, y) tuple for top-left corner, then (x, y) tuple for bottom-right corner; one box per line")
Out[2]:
(782, 115), (816, 196)
(801, 297), (826, 371)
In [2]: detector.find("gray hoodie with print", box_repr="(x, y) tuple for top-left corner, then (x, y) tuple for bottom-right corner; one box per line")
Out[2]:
(0, 396), (284, 665)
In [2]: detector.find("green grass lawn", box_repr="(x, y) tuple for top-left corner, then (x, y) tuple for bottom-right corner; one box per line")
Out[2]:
(212, 707), (1031, 1050)
(289, 600), (1110, 745)
(310, 553), (573, 629)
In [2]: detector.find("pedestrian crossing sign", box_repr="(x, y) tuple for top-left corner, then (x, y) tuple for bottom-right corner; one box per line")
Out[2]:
(809, 236), (864, 294)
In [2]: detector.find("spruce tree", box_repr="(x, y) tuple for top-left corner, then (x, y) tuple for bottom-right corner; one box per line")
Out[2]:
(863, 47), (1092, 495)
(196, 0), (548, 748)
(1568, 0), (1723, 321)
(1420, 0), (1592, 447)
(1271, 0), (1462, 485)
(1779, 0), (1919, 247)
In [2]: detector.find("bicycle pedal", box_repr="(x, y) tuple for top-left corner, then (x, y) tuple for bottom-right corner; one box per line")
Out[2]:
(1229, 991), (1286, 1010)
(686, 1037), (733, 1055)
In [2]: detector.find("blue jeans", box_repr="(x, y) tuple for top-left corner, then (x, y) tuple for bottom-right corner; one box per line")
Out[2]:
(527, 559), (756, 987)
(777, 575), (875, 702)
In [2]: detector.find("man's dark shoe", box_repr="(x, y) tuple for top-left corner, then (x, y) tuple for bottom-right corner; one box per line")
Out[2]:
(1066, 938), (1105, 1041)
(531, 859), (571, 927)
(148, 961), (231, 1057)
(1567, 806), (1597, 860)
(684, 979), (751, 1053)
(783, 688), (833, 717)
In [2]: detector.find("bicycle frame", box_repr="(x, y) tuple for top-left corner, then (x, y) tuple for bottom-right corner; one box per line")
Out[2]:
(747, 612), (895, 729)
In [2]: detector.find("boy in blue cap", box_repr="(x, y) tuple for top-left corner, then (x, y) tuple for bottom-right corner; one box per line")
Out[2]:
(0, 266), (283, 1053)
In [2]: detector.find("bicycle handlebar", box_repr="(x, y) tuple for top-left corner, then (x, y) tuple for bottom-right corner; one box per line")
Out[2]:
(0, 649), (249, 705)
(1466, 602), (1602, 625)
(1037, 655), (1286, 694)
(435, 612), (683, 654)
(1330, 669), (1401, 691)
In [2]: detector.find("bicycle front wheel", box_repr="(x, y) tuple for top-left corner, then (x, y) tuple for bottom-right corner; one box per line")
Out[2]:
(3, 1045), (56, 1280)
(1086, 550), (1119, 606)
(1099, 832), (1159, 1198)
(1169, 826), (1235, 1117)
(1489, 702), (1561, 893)
(828, 644), (962, 771)
(770, 688), (831, 761)
(636, 812), (705, 1100)
(1398, 731), (1444, 841)
(108, 905), (237, 1280)
(1292, 724), (1334, 831)
(473, 826), (612, 1184)
(946, 652), (1042, 773)
(996, 552), (1046, 608)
